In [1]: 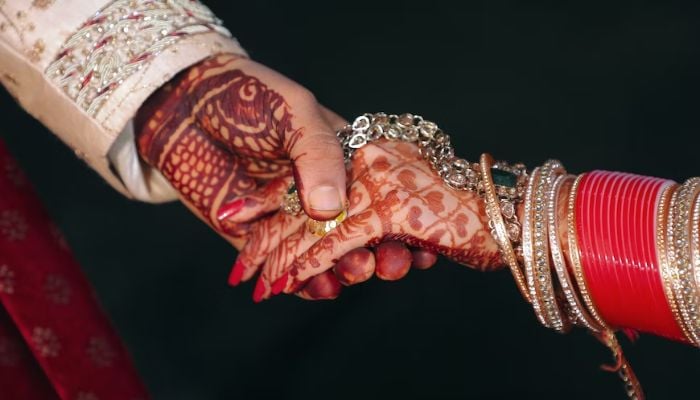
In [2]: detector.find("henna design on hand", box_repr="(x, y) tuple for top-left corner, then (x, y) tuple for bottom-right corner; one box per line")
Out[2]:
(239, 140), (504, 299)
(137, 53), (352, 301)
(135, 54), (303, 239)
(184, 56), (301, 168)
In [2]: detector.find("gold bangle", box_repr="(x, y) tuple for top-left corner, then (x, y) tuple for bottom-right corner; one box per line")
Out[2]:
(523, 167), (547, 326)
(532, 160), (567, 332)
(548, 174), (597, 331)
(690, 185), (700, 346)
(666, 178), (700, 345)
(479, 153), (530, 303)
(524, 164), (568, 330)
(678, 178), (700, 345)
(566, 173), (609, 331)
(656, 183), (693, 342)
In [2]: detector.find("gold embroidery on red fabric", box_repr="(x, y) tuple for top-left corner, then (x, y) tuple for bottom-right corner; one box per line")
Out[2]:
(86, 336), (116, 367)
(0, 210), (28, 241)
(30, 326), (60, 358)
(44, 274), (72, 305)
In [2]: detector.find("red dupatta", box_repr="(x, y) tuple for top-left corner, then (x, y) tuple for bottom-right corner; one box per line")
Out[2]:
(0, 140), (149, 400)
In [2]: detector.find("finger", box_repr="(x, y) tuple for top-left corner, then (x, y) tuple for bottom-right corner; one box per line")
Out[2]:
(287, 117), (348, 221)
(255, 216), (319, 296)
(375, 241), (413, 281)
(411, 248), (438, 270)
(230, 211), (306, 286)
(182, 56), (347, 222)
(280, 209), (383, 295)
(333, 247), (376, 286)
(295, 270), (343, 300)
(136, 116), (258, 249)
(256, 183), (373, 297)
(217, 175), (292, 223)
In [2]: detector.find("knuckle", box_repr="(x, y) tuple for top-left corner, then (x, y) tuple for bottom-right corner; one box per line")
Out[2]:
(292, 86), (318, 107)
(295, 134), (344, 163)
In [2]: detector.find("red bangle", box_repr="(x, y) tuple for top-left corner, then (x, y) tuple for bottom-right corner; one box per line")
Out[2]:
(575, 171), (685, 341)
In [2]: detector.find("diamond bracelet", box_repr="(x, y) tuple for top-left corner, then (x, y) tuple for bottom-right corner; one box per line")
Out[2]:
(339, 112), (528, 203)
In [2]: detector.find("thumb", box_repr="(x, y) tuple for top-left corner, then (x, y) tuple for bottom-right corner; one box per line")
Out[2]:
(287, 119), (348, 221)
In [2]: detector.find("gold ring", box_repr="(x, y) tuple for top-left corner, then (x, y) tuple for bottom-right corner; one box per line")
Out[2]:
(306, 209), (348, 237)
(281, 182), (348, 237)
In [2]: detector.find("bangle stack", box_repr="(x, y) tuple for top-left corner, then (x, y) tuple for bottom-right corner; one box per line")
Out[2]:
(481, 159), (700, 399)
(340, 112), (699, 397)
(339, 113), (700, 398)
(484, 163), (661, 399)
(289, 112), (699, 399)
(522, 161), (571, 332)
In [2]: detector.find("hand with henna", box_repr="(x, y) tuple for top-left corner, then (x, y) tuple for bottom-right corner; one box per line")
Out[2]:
(231, 139), (506, 301)
(135, 53), (349, 290)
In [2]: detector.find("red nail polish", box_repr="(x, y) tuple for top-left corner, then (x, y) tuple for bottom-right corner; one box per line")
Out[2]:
(252, 277), (267, 303)
(228, 259), (245, 286)
(271, 272), (289, 295)
(217, 198), (245, 221)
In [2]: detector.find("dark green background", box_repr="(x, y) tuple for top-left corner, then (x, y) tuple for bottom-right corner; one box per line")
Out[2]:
(2, 1), (699, 398)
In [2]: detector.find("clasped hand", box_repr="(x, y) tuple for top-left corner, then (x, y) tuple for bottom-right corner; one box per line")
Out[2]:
(136, 54), (505, 301)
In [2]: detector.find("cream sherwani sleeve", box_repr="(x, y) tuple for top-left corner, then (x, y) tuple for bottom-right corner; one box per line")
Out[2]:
(0, 0), (246, 202)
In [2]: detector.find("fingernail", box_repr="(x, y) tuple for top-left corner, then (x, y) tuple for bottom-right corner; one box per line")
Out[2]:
(252, 277), (267, 303)
(217, 199), (245, 221)
(308, 185), (342, 212)
(228, 259), (245, 286)
(271, 272), (289, 295)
